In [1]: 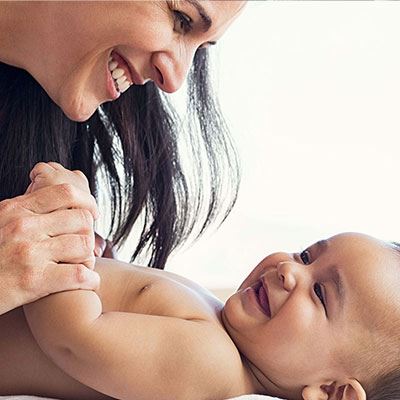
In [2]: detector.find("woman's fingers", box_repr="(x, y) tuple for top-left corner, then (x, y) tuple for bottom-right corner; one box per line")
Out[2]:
(29, 161), (57, 182)
(45, 234), (96, 270)
(42, 209), (94, 237)
(29, 162), (90, 193)
(23, 184), (98, 218)
(21, 264), (100, 305)
(0, 209), (94, 242)
(0, 185), (99, 230)
(42, 263), (101, 295)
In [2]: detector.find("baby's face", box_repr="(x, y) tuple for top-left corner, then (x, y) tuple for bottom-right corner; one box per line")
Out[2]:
(222, 232), (400, 398)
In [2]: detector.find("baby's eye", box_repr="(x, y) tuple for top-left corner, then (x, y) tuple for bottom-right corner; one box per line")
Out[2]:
(314, 283), (327, 312)
(300, 250), (311, 265)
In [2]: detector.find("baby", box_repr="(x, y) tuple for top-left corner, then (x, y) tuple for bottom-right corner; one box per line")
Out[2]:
(0, 162), (399, 400)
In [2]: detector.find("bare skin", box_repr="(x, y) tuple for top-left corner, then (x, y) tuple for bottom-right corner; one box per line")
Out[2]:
(1, 164), (391, 400)
(0, 257), (257, 400)
(0, 162), (257, 400)
(0, 1), (245, 121)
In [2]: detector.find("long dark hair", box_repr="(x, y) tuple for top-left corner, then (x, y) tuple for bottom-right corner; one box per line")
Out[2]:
(0, 49), (240, 268)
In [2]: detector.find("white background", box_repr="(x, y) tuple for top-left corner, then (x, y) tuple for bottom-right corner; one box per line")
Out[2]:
(119, 1), (400, 290)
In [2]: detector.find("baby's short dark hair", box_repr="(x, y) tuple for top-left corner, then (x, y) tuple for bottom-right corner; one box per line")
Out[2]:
(365, 242), (400, 399)
(368, 368), (400, 400)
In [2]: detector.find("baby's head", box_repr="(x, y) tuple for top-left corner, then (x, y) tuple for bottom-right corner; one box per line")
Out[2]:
(222, 232), (400, 400)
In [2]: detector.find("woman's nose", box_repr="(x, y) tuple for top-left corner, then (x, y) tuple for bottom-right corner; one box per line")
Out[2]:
(151, 47), (195, 93)
(276, 261), (298, 292)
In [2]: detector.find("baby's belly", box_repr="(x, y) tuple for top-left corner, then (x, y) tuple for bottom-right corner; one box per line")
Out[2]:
(0, 307), (111, 400)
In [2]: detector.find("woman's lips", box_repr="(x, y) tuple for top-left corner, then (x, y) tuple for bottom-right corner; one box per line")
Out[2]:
(110, 51), (133, 85)
(112, 51), (145, 85)
(106, 62), (120, 100)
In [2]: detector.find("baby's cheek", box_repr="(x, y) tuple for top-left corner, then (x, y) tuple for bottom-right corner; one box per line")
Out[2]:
(270, 299), (328, 360)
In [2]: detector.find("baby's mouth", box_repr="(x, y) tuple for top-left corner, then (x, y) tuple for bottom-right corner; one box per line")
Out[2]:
(254, 280), (271, 318)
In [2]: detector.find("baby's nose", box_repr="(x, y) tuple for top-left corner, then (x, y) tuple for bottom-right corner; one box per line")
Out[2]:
(276, 261), (297, 291)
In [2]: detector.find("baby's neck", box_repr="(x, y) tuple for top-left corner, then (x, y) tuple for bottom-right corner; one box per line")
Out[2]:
(240, 355), (286, 398)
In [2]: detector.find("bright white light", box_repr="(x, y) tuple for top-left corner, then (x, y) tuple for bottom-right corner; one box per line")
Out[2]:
(121, 2), (400, 291)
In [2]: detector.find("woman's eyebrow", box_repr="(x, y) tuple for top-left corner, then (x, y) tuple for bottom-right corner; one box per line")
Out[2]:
(187, 0), (213, 32)
(315, 239), (329, 253)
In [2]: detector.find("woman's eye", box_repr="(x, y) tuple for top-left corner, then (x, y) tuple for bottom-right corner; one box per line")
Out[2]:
(173, 10), (193, 34)
(300, 250), (311, 265)
(314, 283), (327, 312)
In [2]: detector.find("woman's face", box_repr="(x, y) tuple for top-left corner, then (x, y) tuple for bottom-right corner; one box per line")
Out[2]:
(24, 1), (245, 121)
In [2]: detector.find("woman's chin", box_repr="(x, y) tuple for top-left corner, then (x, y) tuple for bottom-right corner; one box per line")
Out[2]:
(63, 106), (97, 122)
(58, 90), (99, 122)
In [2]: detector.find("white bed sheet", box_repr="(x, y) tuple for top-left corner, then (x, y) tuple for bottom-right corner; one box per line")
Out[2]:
(1, 395), (280, 400)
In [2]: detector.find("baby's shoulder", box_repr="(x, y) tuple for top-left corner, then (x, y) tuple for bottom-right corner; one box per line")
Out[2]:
(95, 258), (256, 398)
(95, 257), (224, 323)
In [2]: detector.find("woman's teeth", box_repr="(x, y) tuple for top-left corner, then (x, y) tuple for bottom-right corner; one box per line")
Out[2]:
(108, 57), (132, 93)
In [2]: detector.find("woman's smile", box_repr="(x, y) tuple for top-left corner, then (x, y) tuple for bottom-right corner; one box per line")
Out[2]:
(108, 51), (133, 93)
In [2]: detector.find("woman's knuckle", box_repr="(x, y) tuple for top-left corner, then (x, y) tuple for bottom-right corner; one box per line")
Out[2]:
(85, 255), (96, 270)
(31, 162), (50, 178)
(8, 217), (31, 236)
(79, 209), (93, 227)
(90, 195), (99, 212)
(0, 199), (15, 215)
(32, 162), (47, 172)
(48, 161), (62, 169)
(58, 183), (76, 202)
(73, 170), (88, 182)
(75, 265), (87, 283)
(80, 234), (94, 252)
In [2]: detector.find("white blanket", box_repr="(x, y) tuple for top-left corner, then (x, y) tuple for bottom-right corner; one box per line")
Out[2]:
(1, 395), (279, 400)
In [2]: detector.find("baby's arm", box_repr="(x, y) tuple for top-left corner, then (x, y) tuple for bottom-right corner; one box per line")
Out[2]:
(24, 289), (223, 400)
(23, 164), (227, 400)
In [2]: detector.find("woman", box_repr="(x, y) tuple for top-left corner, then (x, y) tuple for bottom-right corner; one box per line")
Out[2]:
(0, 1), (245, 315)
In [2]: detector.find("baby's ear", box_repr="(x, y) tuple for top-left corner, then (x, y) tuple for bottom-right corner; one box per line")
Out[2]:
(302, 379), (366, 400)
(337, 379), (366, 400)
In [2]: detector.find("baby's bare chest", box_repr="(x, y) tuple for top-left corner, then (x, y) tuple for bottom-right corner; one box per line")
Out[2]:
(95, 258), (224, 324)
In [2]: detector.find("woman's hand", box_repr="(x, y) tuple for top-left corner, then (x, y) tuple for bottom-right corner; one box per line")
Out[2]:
(0, 162), (100, 315)
(28, 162), (117, 259)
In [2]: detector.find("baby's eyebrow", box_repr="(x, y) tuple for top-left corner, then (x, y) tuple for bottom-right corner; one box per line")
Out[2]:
(329, 265), (345, 313)
(315, 239), (345, 313)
